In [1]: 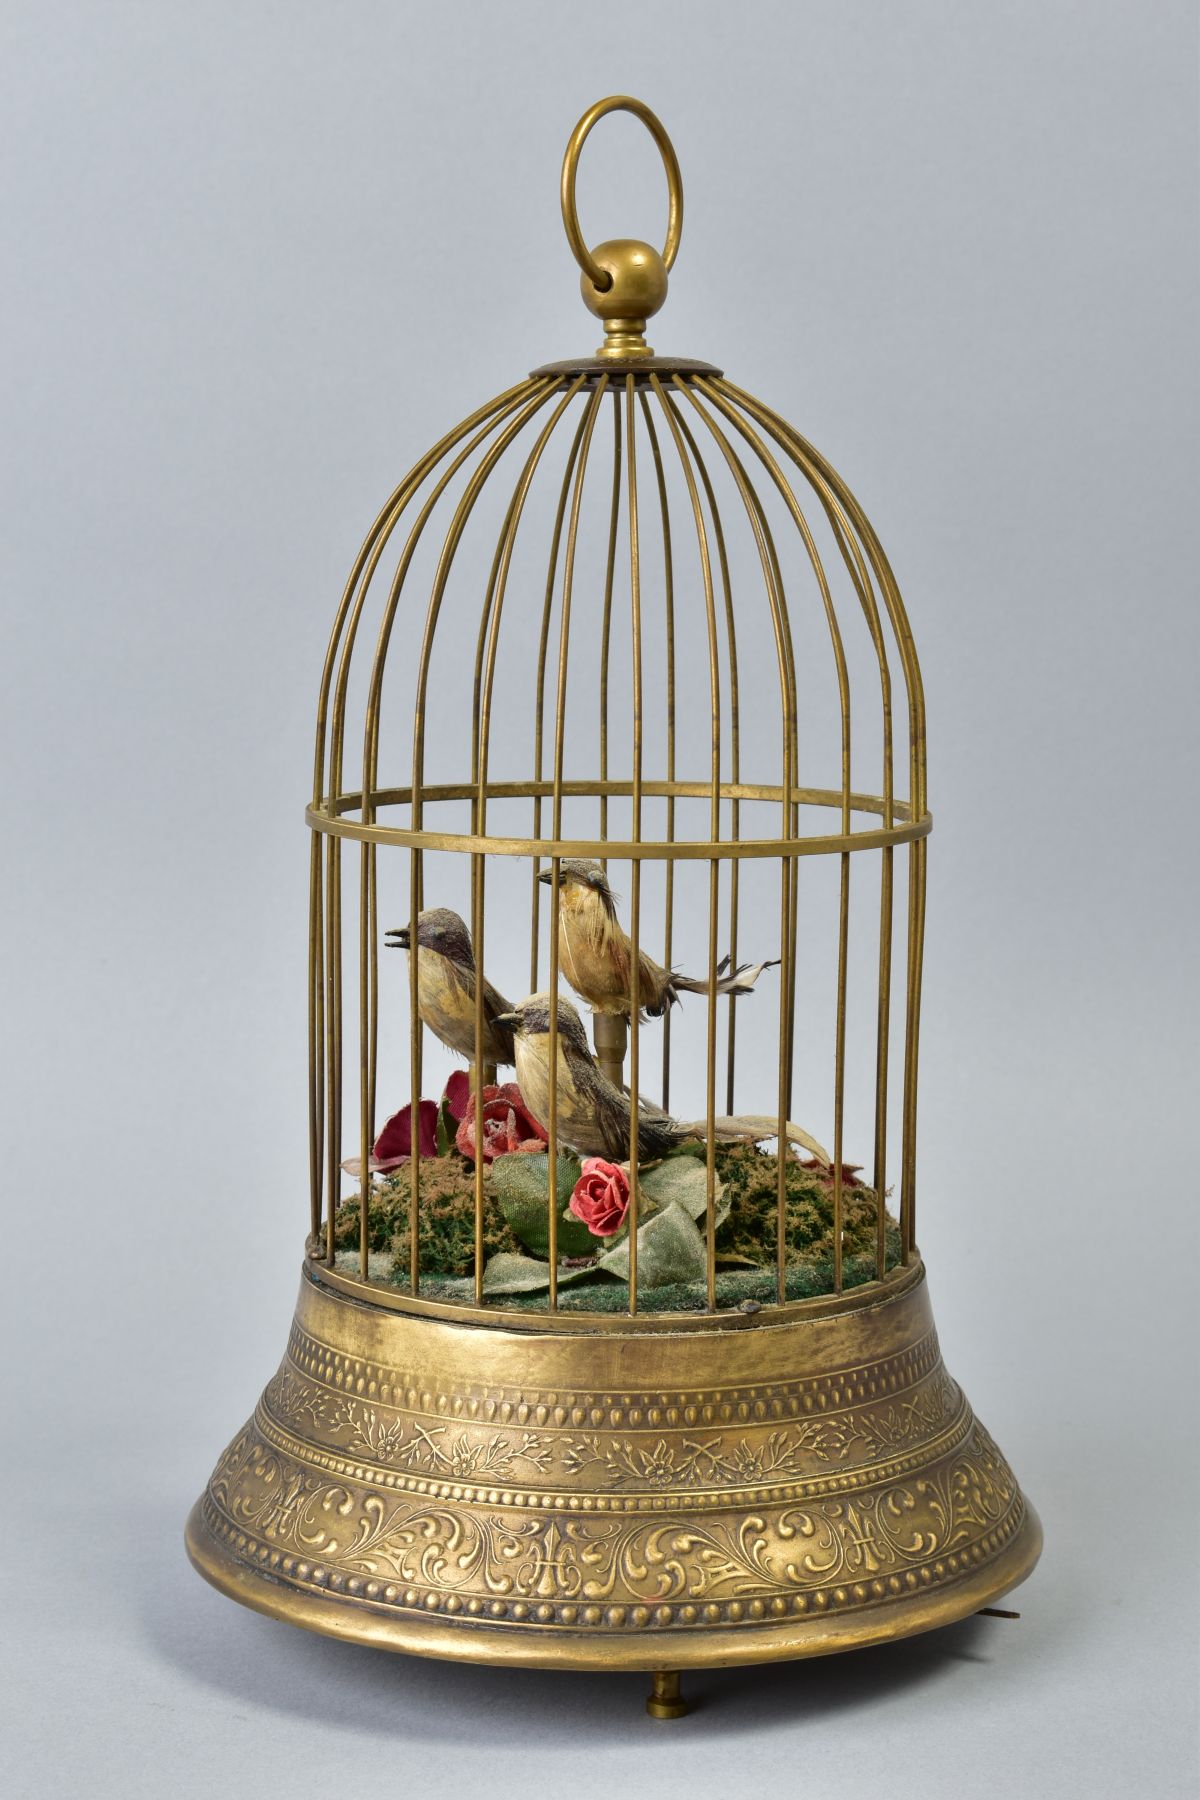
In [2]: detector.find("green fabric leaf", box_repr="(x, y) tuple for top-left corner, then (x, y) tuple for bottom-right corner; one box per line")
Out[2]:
(639, 1156), (729, 1230)
(492, 1152), (593, 1258)
(435, 1097), (454, 1157)
(482, 1252), (571, 1296)
(594, 1200), (708, 1289)
(482, 1248), (610, 1296)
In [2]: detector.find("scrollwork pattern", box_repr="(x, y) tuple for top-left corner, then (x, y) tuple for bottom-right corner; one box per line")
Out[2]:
(205, 1409), (1022, 1613)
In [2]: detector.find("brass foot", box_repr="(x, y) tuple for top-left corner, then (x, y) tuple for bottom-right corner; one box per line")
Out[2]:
(646, 1670), (687, 1719)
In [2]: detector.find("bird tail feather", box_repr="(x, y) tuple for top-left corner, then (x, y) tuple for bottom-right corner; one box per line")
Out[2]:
(670, 957), (780, 1001)
(679, 1115), (831, 1166)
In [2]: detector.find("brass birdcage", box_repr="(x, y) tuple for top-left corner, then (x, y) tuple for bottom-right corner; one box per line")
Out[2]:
(187, 97), (1040, 1716)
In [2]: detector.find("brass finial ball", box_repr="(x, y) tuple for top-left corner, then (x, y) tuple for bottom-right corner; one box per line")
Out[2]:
(580, 237), (669, 323)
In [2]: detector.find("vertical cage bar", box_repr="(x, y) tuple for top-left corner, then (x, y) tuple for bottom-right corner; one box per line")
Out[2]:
(388, 384), (559, 1301)
(367, 843), (378, 1161)
(316, 381), (539, 826)
(874, 845), (893, 1279)
(713, 380), (911, 1290)
(705, 855), (720, 1309)
(337, 385), (547, 826)
(832, 851), (850, 1293)
(624, 377), (642, 1315)
(668, 402), (742, 1116)
(360, 381), (558, 806)
(651, 378), (724, 1315)
(473, 383), (587, 836)
(408, 845), (421, 1293)
(308, 830), (325, 1247)
(549, 378), (610, 1312)
(598, 393), (623, 858)
(700, 383), (874, 1306)
(474, 380), (587, 1308)
(531, 404), (590, 990)
(775, 863), (792, 1304)
(324, 835), (342, 1268)
(712, 380), (922, 773)
(358, 840), (371, 1279)
(900, 835), (927, 1258)
(545, 852), (560, 1313)
(637, 393), (676, 1113)
(359, 748), (380, 1282)
(471, 850), (486, 1302)
(672, 381), (799, 1309)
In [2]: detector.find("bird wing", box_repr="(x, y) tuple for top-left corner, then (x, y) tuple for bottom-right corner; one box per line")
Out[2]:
(634, 944), (672, 1016)
(482, 974), (516, 1064)
(594, 1077), (639, 1162)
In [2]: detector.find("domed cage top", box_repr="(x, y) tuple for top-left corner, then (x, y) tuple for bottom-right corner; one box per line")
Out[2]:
(306, 96), (928, 1324)
(188, 98), (1038, 1703)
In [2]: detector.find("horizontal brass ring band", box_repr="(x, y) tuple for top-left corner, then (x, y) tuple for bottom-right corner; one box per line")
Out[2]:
(305, 809), (931, 859)
(305, 1254), (925, 1334)
(251, 1392), (975, 1511)
(319, 777), (915, 819)
(530, 356), (724, 379)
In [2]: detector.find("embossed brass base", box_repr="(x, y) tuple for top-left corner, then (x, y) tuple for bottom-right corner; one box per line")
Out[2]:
(186, 1260), (1041, 1675)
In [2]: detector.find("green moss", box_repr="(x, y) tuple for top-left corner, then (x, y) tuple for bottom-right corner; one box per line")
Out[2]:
(710, 1142), (893, 1267)
(333, 1158), (522, 1280)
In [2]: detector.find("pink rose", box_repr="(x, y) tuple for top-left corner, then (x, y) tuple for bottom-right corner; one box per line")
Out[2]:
(455, 1083), (550, 1163)
(568, 1158), (631, 1238)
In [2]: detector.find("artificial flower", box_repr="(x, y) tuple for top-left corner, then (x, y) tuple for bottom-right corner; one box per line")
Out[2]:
(568, 1157), (631, 1238)
(454, 1083), (549, 1162)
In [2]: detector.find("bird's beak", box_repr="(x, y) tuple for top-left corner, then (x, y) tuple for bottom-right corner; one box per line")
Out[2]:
(536, 869), (552, 886)
(492, 1011), (522, 1032)
(385, 926), (410, 950)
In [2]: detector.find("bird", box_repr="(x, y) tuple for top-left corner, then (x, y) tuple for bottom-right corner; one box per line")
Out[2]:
(538, 860), (777, 1019)
(495, 991), (830, 1165)
(385, 908), (515, 1069)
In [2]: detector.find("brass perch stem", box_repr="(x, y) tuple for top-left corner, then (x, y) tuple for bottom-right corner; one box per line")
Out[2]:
(593, 1012), (628, 1090)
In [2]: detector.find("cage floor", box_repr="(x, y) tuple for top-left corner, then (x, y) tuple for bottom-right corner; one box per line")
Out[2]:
(331, 1245), (901, 1312)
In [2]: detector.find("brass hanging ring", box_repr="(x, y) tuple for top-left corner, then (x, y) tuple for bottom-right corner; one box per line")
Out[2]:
(560, 96), (684, 291)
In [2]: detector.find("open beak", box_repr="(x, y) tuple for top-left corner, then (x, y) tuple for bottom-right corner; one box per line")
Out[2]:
(385, 926), (409, 950)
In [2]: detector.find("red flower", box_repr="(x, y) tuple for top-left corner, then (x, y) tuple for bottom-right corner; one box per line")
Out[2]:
(373, 1100), (439, 1170)
(800, 1157), (863, 1188)
(341, 1099), (439, 1179)
(455, 1083), (549, 1163)
(442, 1070), (471, 1123)
(568, 1158), (631, 1238)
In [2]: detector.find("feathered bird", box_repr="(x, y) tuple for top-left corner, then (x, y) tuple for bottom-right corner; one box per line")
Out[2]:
(495, 991), (829, 1165)
(539, 859), (777, 1019)
(385, 908), (515, 1069)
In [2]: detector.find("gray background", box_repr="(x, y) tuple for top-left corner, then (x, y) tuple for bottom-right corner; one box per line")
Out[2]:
(3, 2), (1197, 1795)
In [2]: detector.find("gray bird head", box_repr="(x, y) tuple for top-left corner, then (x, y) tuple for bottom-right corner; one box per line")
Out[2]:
(493, 991), (592, 1057)
(537, 860), (616, 913)
(385, 908), (474, 967)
